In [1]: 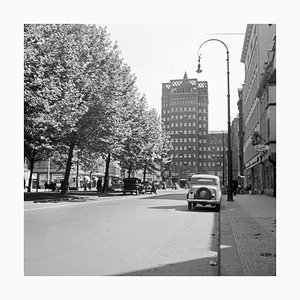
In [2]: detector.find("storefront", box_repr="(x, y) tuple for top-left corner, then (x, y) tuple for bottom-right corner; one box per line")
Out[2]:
(245, 153), (262, 192)
(262, 160), (274, 190)
(261, 148), (275, 195)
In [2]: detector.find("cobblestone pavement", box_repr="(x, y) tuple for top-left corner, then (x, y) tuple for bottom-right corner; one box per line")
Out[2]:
(220, 194), (276, 276)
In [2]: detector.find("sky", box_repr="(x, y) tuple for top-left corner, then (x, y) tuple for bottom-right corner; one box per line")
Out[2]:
(105, 24), (247, 132)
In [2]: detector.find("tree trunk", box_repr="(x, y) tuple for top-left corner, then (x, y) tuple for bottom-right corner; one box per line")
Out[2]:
(89, 171), (93, 190)
(27, 149), (36, 192)
(103, 153), (111, 193)
(75, 159), (79, 190)
(128, 164), (132, 178)
(61, 142), (75, 195)
(143, 161), (147, 182)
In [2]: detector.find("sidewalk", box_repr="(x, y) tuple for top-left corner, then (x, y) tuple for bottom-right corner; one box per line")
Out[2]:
(23, 188), (181, 202)
(220, 193), (276, 276)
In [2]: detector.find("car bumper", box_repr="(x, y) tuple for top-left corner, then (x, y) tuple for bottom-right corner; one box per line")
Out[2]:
(187, 199), (220, 205)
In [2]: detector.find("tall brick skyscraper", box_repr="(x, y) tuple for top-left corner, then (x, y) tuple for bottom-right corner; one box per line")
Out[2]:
(161, 72), (227, 187)
(161, 72), (208, 186)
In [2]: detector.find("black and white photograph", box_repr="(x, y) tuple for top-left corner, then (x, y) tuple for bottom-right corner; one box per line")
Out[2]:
(23, 22), (277, 277)
(2, 0), (298, 299)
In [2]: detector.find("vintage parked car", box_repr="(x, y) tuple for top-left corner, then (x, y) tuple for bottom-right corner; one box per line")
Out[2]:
(122, 178), (144, 195)
(187, 174), (222, 211)
(142, 181), (152, 194)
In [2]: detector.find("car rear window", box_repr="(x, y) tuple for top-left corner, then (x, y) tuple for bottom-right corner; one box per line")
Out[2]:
(191, 178), (217, 185)
(124, 179), (138, 183)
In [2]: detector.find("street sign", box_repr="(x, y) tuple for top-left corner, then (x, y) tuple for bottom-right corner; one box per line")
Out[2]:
(255, 144), (270, 152)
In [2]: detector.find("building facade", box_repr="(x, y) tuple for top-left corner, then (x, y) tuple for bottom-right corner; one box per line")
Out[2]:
(206, 131), (228, 185)
(237, 88), (244, 176)
(24, 157), (121, 191)
(240, 24), (276, 195)
(257, 34), (276, 196)
(161, 72), (227, 187)
(231, 116), (240, 178)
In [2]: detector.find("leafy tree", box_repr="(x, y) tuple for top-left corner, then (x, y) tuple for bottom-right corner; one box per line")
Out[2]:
(24, 24), (170, 194)
(116, 95), (149, 177)
(155, 125), (173, 181)
(24, 141), (52, 192)
(24, 24), (138, 195)
(139, 109), (172, 181)
(116, 96), (172, 181)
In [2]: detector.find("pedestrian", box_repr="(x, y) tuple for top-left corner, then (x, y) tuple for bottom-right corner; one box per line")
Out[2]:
(238, 182), (242, 194)
(232, 178), (238, 196)
(97, 178), (102, 196)
(151, 182), (157, 195)
(45, 182), (48, 191)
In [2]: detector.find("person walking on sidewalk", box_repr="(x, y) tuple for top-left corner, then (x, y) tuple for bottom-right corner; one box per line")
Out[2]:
(232, 177), (239, 196)
(151, 182), (157, 195)
(97, 178), (102, 196)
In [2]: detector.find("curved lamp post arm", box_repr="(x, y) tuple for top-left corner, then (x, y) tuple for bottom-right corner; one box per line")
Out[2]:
(197, 39), (229, 73)
(197, 38), (229, 56)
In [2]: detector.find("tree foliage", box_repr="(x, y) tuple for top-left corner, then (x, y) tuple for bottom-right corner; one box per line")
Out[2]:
(116, 97), (172, 179)
(24, 24), (137, 193)
(24, 24), (172, 193)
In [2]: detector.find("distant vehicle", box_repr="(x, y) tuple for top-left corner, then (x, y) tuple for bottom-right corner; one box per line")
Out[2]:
(187, 174), (222, 211)
(179, 179), (187, 188)
(142, 181), (152, 194)
(122, 178), (143, 195)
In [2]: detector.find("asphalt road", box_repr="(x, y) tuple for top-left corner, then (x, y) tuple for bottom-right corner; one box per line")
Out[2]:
(24, 190), (219, 276)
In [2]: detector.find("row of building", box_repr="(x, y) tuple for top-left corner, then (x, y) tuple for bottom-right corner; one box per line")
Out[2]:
(24, 155), (161, 191)
(239, 24), (276, 196)
(24, 157), (122, 190)
(161, 24), (276, 196)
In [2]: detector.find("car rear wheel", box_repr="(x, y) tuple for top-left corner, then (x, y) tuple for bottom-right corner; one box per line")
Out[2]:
(188, 202), (192, 210)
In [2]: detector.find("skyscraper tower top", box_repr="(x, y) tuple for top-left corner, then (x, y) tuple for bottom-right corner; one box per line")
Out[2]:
(162, 73), (208, 97)
(183, 71), (188, 80)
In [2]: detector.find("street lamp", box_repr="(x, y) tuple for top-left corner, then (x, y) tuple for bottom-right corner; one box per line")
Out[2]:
(196, 39), (233, 201)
